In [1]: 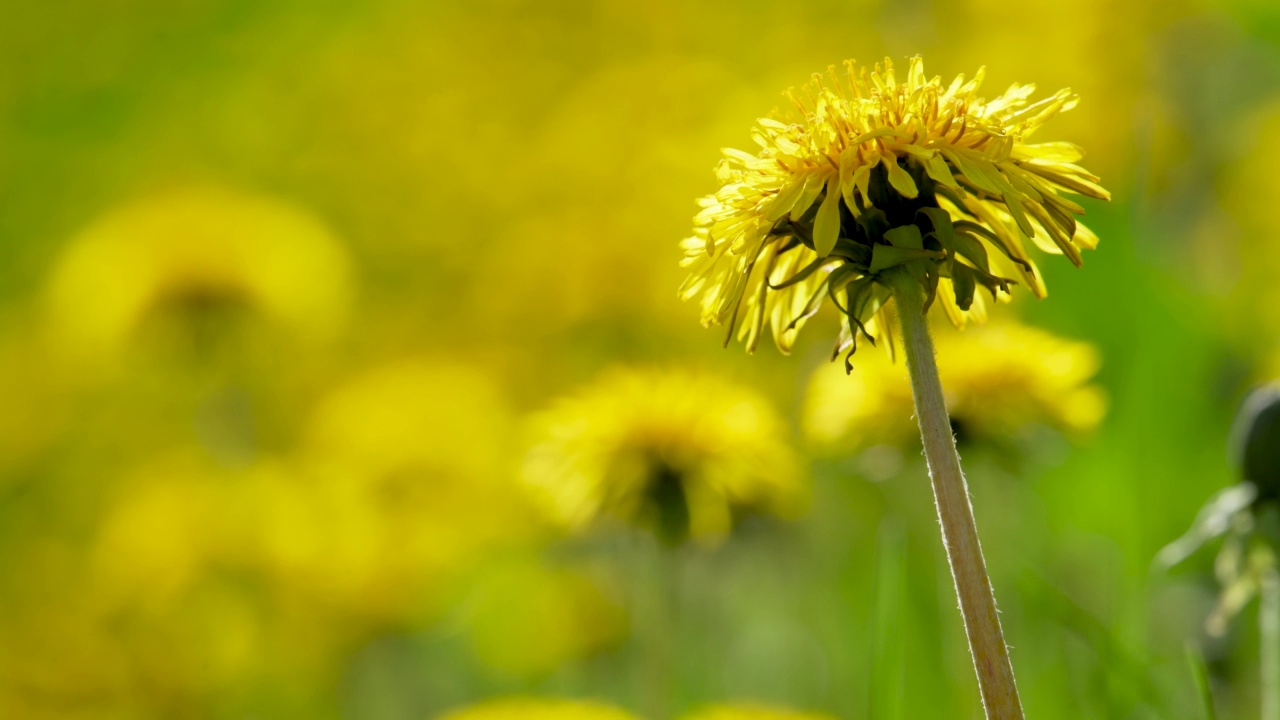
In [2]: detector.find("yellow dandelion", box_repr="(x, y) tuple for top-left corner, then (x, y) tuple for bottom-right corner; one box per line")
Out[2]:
(803, 319), (1106, 450)
(682, 704), (837, 720)
(522, 368), (804, 544)
(263, 360), (535, 621)
(680, 56), (1109, 364)
(44, 187), (353, 360)
(437, 698), (639, 720)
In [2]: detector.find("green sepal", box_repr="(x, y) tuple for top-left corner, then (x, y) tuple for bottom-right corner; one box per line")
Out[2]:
(869, 244), (945, 274)
(935, 187), (977, 217)
(842, 277), (886, 344)
(968, 262), (1017, 299)
(919, 208), (991, 273)
(825, 265), (863, 316)
(947, 229), (991, 273)
(883, 225), (923, 249)
(917, 207), (954, 243)
(830, 238), (872, 270)
(785, 268), (838, 331)
(917, 262), (939, 312)
(953, 220), (1033, 272)
(951, 261), (977, 310)
(856, 207), (889, 240)
(767, 255), (827, 290)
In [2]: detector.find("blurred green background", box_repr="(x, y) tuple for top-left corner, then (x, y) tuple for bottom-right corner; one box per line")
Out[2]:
(3, 0), (1280, 718)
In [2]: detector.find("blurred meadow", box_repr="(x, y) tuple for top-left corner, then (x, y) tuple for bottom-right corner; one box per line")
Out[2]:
(4, 0), (1280, 718)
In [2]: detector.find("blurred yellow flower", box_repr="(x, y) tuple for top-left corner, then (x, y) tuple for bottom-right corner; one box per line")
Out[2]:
(803, 319), (1105, 450)
(0, 330), (67, 477)
(0, 453), (317, 718)
(437, 698), (639, 720)
(90, 460), (230, 612)
(274, 360), (535, 622)
(681, 704), (837, 720)
(1221, 101), (1280, 340)
(522, 368), (805, 544)
(44, 187), (353, 361)
(680, 56), (1108, 363)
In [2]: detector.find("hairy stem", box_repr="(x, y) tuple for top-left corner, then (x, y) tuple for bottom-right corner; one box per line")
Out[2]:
(887, 271), (1024, 719)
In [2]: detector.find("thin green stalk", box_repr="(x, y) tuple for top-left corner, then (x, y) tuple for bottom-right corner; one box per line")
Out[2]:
(1262, 566), (1279, 720)
(635, 536), (676, 720)
(887, 270), (1024, 720)
(1185, 642), (1217, 720)
(870, 518), (907, 720)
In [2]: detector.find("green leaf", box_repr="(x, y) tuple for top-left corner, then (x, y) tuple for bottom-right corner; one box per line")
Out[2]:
(1185, 643), (1218, 720)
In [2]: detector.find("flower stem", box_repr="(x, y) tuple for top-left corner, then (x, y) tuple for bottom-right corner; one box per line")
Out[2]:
(887, 271), (1024, 720)
(635, 536), (676, 720)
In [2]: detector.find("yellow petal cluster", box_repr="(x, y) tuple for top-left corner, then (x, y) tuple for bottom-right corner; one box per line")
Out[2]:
(803, 319), (1106, 449)
(521, 368), (805, 544)
(44, 188), (353, 360)
(437, 698), (639, 720)
(681, 704), (837, 720)
(680, 57), (1109, 362)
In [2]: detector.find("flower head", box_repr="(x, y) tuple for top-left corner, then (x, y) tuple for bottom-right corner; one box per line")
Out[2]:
(680, 57), (1109, 364)
(437, 698), (638, 720)
(803, 318), (1105, 451)
(45, 188), (353, 360)
(521, 368), (805, 544)
(681, 704), (836, 720)
(269, 361), (535, 621)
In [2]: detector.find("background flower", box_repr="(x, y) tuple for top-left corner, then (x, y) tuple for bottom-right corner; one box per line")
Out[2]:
(802, 317), (1106, 452)
(681, 704), (837, 720)
(521, 367), (805, 544)
(436, 698), (639, 720)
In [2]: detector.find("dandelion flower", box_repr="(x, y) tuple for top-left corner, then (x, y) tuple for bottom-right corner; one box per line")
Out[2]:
(437, 698), (639, 720)
(521, 368), (804, 544)
(679, 56), (1109, 364)
(803, 319), (1105, 450)
(45, 188), (353, 359)
(271, 361), (534, 621)
(681, 704), (837, 720)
